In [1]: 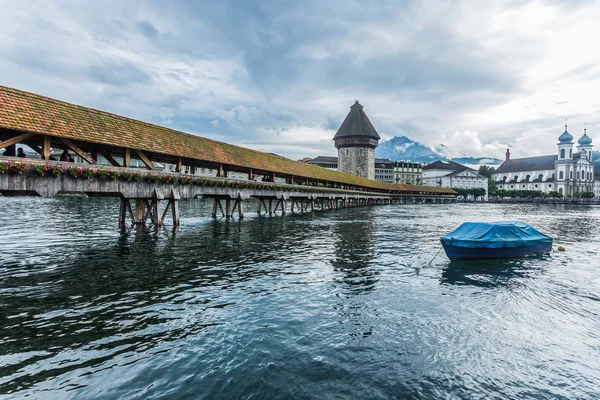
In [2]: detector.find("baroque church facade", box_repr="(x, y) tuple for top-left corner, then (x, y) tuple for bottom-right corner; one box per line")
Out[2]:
(493, 124), (597, 197)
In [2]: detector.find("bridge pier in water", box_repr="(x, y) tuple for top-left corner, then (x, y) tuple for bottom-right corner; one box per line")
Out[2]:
(1, 158), (457, 228)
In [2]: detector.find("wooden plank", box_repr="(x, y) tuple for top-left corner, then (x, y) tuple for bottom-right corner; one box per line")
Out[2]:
(135, 150), (154, 170)
(60, 138), (95, 164)
(29, 145), (43, 155)
(98, 149), (120, 167)
(176, 157), (183, 173)
(42, 135), (51, 160)
(160, 200), (171, 223)
(126, 199), (135, 221)
(123, 148), (130, 167)
(0, 132), (35, 149)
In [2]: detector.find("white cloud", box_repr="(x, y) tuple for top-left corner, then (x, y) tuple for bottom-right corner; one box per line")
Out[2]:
(438, 130), (508, 159)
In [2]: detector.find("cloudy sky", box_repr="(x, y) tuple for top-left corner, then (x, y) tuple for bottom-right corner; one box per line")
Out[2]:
(1, 0), (599, 160)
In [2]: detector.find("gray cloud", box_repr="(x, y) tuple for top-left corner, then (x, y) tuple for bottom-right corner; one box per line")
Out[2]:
(0, 0), (599, 160)
(136, 20), (158, 38)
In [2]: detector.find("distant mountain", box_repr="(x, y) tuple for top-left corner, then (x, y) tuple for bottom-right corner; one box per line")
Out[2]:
(375, 136), (441, 162)
(375, 136), (502, 165)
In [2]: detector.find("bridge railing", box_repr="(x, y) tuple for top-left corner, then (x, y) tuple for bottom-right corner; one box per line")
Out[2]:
(0, 156), (452, 198)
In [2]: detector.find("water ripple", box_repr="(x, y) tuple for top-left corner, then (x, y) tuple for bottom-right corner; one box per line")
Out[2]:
(0, 198), (599, 399)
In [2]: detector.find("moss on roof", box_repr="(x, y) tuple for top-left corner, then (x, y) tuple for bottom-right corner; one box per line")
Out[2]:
(0, 85), (454, 194)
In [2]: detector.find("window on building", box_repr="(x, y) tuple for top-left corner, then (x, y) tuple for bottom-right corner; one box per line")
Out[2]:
(535, 184), (538, 188)
(510, 185), (514, 188)
(561, 149), (565, 158)
(570, 171), (573, 179)
(570, 149), (572, 158)
(526, 175), (530, 180)
(549, 184), (552, 187)
(503, 176), (507, 181)
(559, 171), (564, 179)
(522, 185), (525, 188)
(538, 174), (543, 180)
(514, 175), (518, 181)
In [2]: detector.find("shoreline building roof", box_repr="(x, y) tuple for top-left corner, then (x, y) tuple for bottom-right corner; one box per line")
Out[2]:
(495, 155), (558, 174)
(423, 160), (473, 172)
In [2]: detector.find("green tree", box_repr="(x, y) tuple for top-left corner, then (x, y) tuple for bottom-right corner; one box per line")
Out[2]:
(478, 165), (496, 178)
(488, 177), (497, 193)
(548, 191), (562, 198)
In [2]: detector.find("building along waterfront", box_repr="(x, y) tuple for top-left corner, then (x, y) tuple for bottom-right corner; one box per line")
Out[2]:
(493, 123), (597, 197)
(422, 160), (489, 200)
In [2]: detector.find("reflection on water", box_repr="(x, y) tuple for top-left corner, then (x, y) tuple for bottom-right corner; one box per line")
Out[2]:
(441, 257), (547, 287)
(330, 214), (377, 294)
(1, 198), (600, 399)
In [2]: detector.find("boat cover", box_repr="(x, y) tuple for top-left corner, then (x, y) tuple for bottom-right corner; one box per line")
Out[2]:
(440, 221), (552, 249)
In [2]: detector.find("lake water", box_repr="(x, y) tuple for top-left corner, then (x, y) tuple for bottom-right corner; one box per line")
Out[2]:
(0, 198), (599, 399)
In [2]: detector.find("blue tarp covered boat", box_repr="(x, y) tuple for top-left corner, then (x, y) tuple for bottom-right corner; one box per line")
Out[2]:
(440, 221), (553, 261)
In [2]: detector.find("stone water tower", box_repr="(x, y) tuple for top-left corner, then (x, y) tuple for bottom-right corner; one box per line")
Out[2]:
(333, 101), (380, 180)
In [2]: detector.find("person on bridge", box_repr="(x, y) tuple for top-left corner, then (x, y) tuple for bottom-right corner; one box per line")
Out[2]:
(59, 149), (74, 162)
(17, 148), (26, 158)
(2, 147), (16, 157)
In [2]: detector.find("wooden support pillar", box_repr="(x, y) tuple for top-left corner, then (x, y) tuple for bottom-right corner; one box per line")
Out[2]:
(218, 163), (224, 177)
(268, 199), (273, 215)
(99, 149), (120, 167)
(291, 200), (295, 213)
(310, 199), (315, 212)
(152, 200), (161, 226)
(212, 198), (218, 218)
(172, 200), (180, 226)
(281, 199), (286, 215)
(176, 157), (183, 173)
(238, 199), (244, 219)
(135, 150), (154, 170)
(60, 138), (95, 164)
(132, 199), (146, 224)
(1, 132), (35, 152)
(91, 148), (98, 163)
(123, 148), (130, 167)
(225, 198), (232, 219)
(119, 198), (127, 226)
(248, 168), (253, 181)
(42, 135), (51, 160)
(257, 199), (263, 215)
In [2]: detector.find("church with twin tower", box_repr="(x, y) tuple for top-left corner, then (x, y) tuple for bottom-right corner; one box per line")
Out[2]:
(493, 122), (597, 197)
(333, 101), (380, 180)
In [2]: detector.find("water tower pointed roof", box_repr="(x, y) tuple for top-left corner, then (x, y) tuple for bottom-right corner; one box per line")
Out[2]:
(333, 101), (381, 141)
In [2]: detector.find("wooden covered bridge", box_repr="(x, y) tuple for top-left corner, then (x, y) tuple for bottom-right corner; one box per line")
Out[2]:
(0, 85), (455, 226)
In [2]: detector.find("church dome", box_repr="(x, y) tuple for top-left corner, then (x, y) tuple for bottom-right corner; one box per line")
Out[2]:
(558, 128), (573, 143)
(578, 132), (592, 145)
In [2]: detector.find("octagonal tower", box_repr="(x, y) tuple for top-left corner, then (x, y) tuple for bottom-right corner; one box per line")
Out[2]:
(333, 101), (380, 180)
